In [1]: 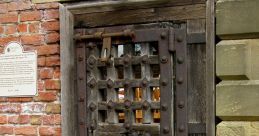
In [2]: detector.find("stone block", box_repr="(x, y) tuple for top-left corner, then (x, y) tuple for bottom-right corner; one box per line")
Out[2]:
(216, 39), (259, 80)
(217, 121), (259, 136)
(216, 0), (259, 39)
(216, 80), (259, 120)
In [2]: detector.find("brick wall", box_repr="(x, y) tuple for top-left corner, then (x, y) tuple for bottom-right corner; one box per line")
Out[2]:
(0, 1), (61, 135)
(216, 0), (259, 135)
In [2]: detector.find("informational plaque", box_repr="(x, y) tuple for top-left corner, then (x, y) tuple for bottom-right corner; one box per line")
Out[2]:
(0, 42), (37, 97)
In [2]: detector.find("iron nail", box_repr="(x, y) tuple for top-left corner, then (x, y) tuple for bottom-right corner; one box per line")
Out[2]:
(177, 57), (184, 64)
(163, 127), (170, 134)
(177, 77), (183, 84)
(161, 104), (167, 111)
(89, 103), (97, 111)
(161, 32), (167, 39)
(178, 101), (184, 109)
(179, 125), (185, 132)
(161, 56), (168, 64)
(177, 36), (183, 42)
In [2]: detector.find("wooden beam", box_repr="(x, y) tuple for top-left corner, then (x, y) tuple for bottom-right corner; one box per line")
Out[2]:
(74, 4), (206, 27)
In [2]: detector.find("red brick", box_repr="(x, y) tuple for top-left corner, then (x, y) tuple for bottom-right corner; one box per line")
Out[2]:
(0, 98), (6, 102)
(46, 55), (60, 66)
(21, 34), (44, 45)
(7, 97), (33, 102)
(35, 92), (57, 102)
(0, 4), (8, 13)
(17, 24), (28, 33)
(0, 104), (21, 113)
(29, 22), (40, 33)
(36, 44), (60, 56)
(0, 126), (13, 135)
(30, 115), (42, 125)
(41, 21), (60, 31)
(39, 68), (53, 79)
(0, 36), (19, 46)
(0, 25), (4, 34)
(5, 25), (17, 35)
(8, 1), (31, 11)
(21, 104), (44, 114)
(0, 13), (18, 23)
(39, 127), (56, 136)
(45, 32), (60, 44)
(19, 115), (30, 124)
(38, 57), (46, 67)
(42, 115), (54, 125)
(54, 114), (61, 125)
(38, 80), (45, 91)
(53, 67), (60, 79)
(8, 115), (18, 124)
(45, 79), (60, 90)
(0, 115), (7, 124)
(15, 126), (37, 136)
(20, 11), (42, 22)
(44, 9), (59, 20)
(36, 3), (59, 9)
(55, 127), (61, 136)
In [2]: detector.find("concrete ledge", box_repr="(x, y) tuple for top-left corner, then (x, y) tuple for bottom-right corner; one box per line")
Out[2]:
(217, 121), (259, 136)
(216, 39), (259, 80)
(216, 0), (259, 39)
(216, 80), (259, 120)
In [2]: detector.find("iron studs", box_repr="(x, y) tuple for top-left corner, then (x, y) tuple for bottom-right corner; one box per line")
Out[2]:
(161, 103), (168, 111)
(142, 100), (150, 110)
(160, 56), (168, 64)
(107, 79), (114, 88)
(124, 122), (131, 129)
(107, 100), (114, 109)
(179, 125), (185, 132)
(124, 99), (131, 109)
(163, 127), (170, 134)
(177, 77), (184, 84)
(78, 56), (83, 61)
(161, 79), (168, 86)
(124, 79), (130, 88)
(178, 101), (185, 109)
(177, 57), (184, 64)
(176, 36), (183, 43)
(89, 103), (97, 111)
(88, 79), (97, 88)
(142, 78), (148, 87)
(142, 55), (149, 64)
(161, 32), (167, 39)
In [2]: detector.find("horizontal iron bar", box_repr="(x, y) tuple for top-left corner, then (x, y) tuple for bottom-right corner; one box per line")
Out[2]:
(98, 101), (160, 110)
(74, 30), (134, 40)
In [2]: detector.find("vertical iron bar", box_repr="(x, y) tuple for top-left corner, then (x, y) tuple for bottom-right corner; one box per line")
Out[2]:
(175, 24), (188, 136)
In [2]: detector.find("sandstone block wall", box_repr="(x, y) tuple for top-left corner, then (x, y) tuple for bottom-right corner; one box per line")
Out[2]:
(0, 0), (61, 135)
(216, 0), (259, 135)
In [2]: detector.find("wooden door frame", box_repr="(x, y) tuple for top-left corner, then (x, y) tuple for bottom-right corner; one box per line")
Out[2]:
(60, 1), (215, 136)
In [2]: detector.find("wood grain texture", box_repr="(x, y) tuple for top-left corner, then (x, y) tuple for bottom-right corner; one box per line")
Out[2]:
(74, 4), (206, 27)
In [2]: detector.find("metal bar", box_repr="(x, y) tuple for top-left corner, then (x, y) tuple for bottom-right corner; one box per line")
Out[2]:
(187, 33), (206, 44)
(76, 39), (87, 136)
(175, 24), (188, 136)
(74, 30), (134, 40)
(158, 29), (173, 136)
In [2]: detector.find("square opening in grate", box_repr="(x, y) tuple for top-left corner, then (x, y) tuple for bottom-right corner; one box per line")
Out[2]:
(151, 87), (160, 101)
(150, 64), (160, 78)
(135, 110), (143, 123)
(117, 45), (124, 57)
(134, 44), (142, 56)
(98, 110), (107, 123)
(134, 88), (142, 101)
(116, 110), (125, 123)
(98, 89), (107, 102)
(132, 65), (141, 79)
(149, 42), (159, 55)
(152, 109), (160, 123)
(116, 88), (125, 102)
(98, 67), (107, 80)
(116, 66), (124, 79)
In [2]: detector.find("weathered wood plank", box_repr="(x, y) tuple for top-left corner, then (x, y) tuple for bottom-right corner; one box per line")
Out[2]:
(74, 4), (206, 27)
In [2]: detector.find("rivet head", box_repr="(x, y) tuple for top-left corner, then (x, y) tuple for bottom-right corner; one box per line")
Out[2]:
(161, 104), (167, 111)
(88, 42), (95, 49)
(161, 32), (167, 39)
(89, 103), (97, 111)
(124, 100), (131, 109)
(142, 78), (148, 87)
(107, 100), (114, 109)
(163, 127), (170, 134)
(177, 77), (184, 84)
(90, 123), (96, 130)
(177, 36), (183, 42)
(178, 101), (185, 109)
(179, 125), (185, 132)
(160, 56), (168, 64)
(88, 79), (96, 88)
(142, 55), (149, 64)
(124, 122), (131, 129)
(124, 79), (130, 88)
(161, 79), (168, 86)
(142, 101), (150, 110)
(107, 79), (114, 88)
(177, 57), (184, 64)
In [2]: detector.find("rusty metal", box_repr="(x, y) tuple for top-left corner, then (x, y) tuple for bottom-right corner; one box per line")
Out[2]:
(160, 56), (168, 64)
(107, 79), (114, 88)
(74, 29), (134, 40)
(142, 100), (150, 110)
(175, 25), (188, 136)
(88, 79), (97, 88)
(89, 103), (97, 111)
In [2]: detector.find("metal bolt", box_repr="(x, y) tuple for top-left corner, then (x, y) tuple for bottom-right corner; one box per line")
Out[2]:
(177, 77), (184, 84)
(178, 101), (185, 109)
(124, 80), (130, 88)
(124, 100), (131, 109)
(163, 127), (170, 134)
(90, 123), (96, 130)
(142, 101), (149, 110)
(161, 32), (167, 39)
(142, 78), (148, 87)
(124, 122), (131, 129)
(88, 42), (95, 49)
(107, 100), (114, 109)
(107, 79), (114, 88)
(161, 104), (167, 111)
(78, 56), (83, 61)
(79, 97), (84, 102)
(89, 79), (96, 88)
(177, 57), (184, 64)
(179, 125), (185, 132)
(142, 55), (149, 64)
(177, 36), (183, 42)
(160, 56), (168, 64)
(89, 103), (97, 111)
(161, 79), (168, 86)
